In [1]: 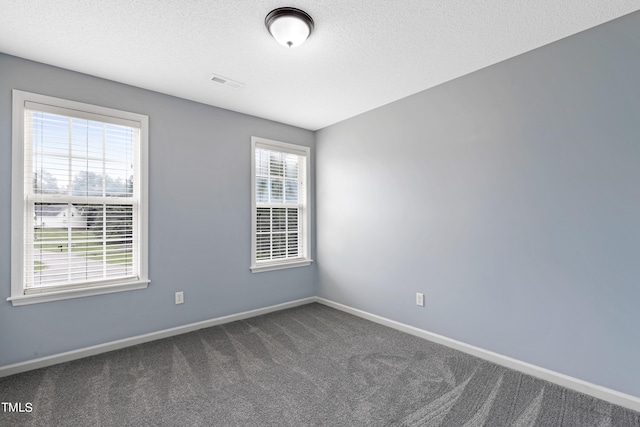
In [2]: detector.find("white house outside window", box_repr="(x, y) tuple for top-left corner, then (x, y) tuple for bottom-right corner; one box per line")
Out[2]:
(10, 90), (149, 306)
(251, 137), (311, 272)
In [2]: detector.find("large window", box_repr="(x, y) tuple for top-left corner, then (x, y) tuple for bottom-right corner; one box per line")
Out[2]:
(10, 90), (149, 305)
(251, 137), (311, 272)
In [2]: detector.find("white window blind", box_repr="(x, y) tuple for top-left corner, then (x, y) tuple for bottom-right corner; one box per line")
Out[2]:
(22, 101), (141, 293)
(251, 137), (311, 272)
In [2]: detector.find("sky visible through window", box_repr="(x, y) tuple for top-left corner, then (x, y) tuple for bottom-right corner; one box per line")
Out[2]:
(31, 111), (135, 197)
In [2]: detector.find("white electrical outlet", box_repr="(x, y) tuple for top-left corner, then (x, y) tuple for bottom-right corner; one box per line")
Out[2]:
(416, 292), (424, 307)
(175, 291), (184, 305)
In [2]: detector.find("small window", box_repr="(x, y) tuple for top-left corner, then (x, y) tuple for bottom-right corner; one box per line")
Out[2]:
(10, 90), (149, 305)
(251, 137), (311, 272)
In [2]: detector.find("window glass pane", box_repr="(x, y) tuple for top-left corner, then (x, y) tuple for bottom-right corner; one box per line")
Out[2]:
(33, 168), (65, 195)
(104, 205), (134, 275)
(285, 154), (298, 179)
(105, 162), (132, 197)
(34, 156), (69, 194)
(257, 208), (270, 233)
(272, 233), (286, 259)
(71, 167), (104, 197)
(273, 208), (286, 232)
(256, 177), (268, 203)
(71, 120), (101, 156)
(270, 178), (283, 203)
(287, 233), (299, 257)
(34, 204), (72, 240)
(110, 176), (130, 197)
(31, 113), (69, 157)
(31, 113), (135, 199)
(270, 151), (284, 177)
(30, 202), (135, 289)
(105, 124), (134, 157)
(256, 149), (269, 176)
(287, 208), (298, 232)
(256, 235), (270, 260)
(285, 179), (298, 203)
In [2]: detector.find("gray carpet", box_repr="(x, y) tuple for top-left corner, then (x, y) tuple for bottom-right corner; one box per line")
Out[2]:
(1, 303), (639, 426)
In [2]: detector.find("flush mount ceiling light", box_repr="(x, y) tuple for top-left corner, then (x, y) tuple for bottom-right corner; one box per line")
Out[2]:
(265, 7), (314, 48)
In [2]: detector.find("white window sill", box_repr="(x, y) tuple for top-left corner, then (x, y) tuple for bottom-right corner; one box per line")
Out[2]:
(251, 259), (313, 273)
(7, 280), (150, 306)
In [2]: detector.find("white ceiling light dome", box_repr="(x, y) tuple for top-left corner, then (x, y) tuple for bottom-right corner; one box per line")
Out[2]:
(265, 7), (314, 48)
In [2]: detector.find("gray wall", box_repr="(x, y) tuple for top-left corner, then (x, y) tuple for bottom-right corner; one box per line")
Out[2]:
(0, 54), (315, 366)
(316, 12), (640, 397)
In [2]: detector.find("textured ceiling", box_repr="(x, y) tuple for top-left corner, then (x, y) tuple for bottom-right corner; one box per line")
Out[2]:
(1, 1), (639, 130)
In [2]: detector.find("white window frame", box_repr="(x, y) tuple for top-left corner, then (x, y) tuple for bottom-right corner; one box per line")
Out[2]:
(9, 90), (149, 306)
(251, 136), (312, 273)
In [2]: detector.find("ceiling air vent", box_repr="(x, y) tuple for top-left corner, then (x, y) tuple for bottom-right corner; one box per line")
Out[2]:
(209, 73), (244, 89)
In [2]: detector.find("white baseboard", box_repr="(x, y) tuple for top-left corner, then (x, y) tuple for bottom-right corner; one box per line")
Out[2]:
(315, 297), (640, 413)
(0, 297), (315, 378)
